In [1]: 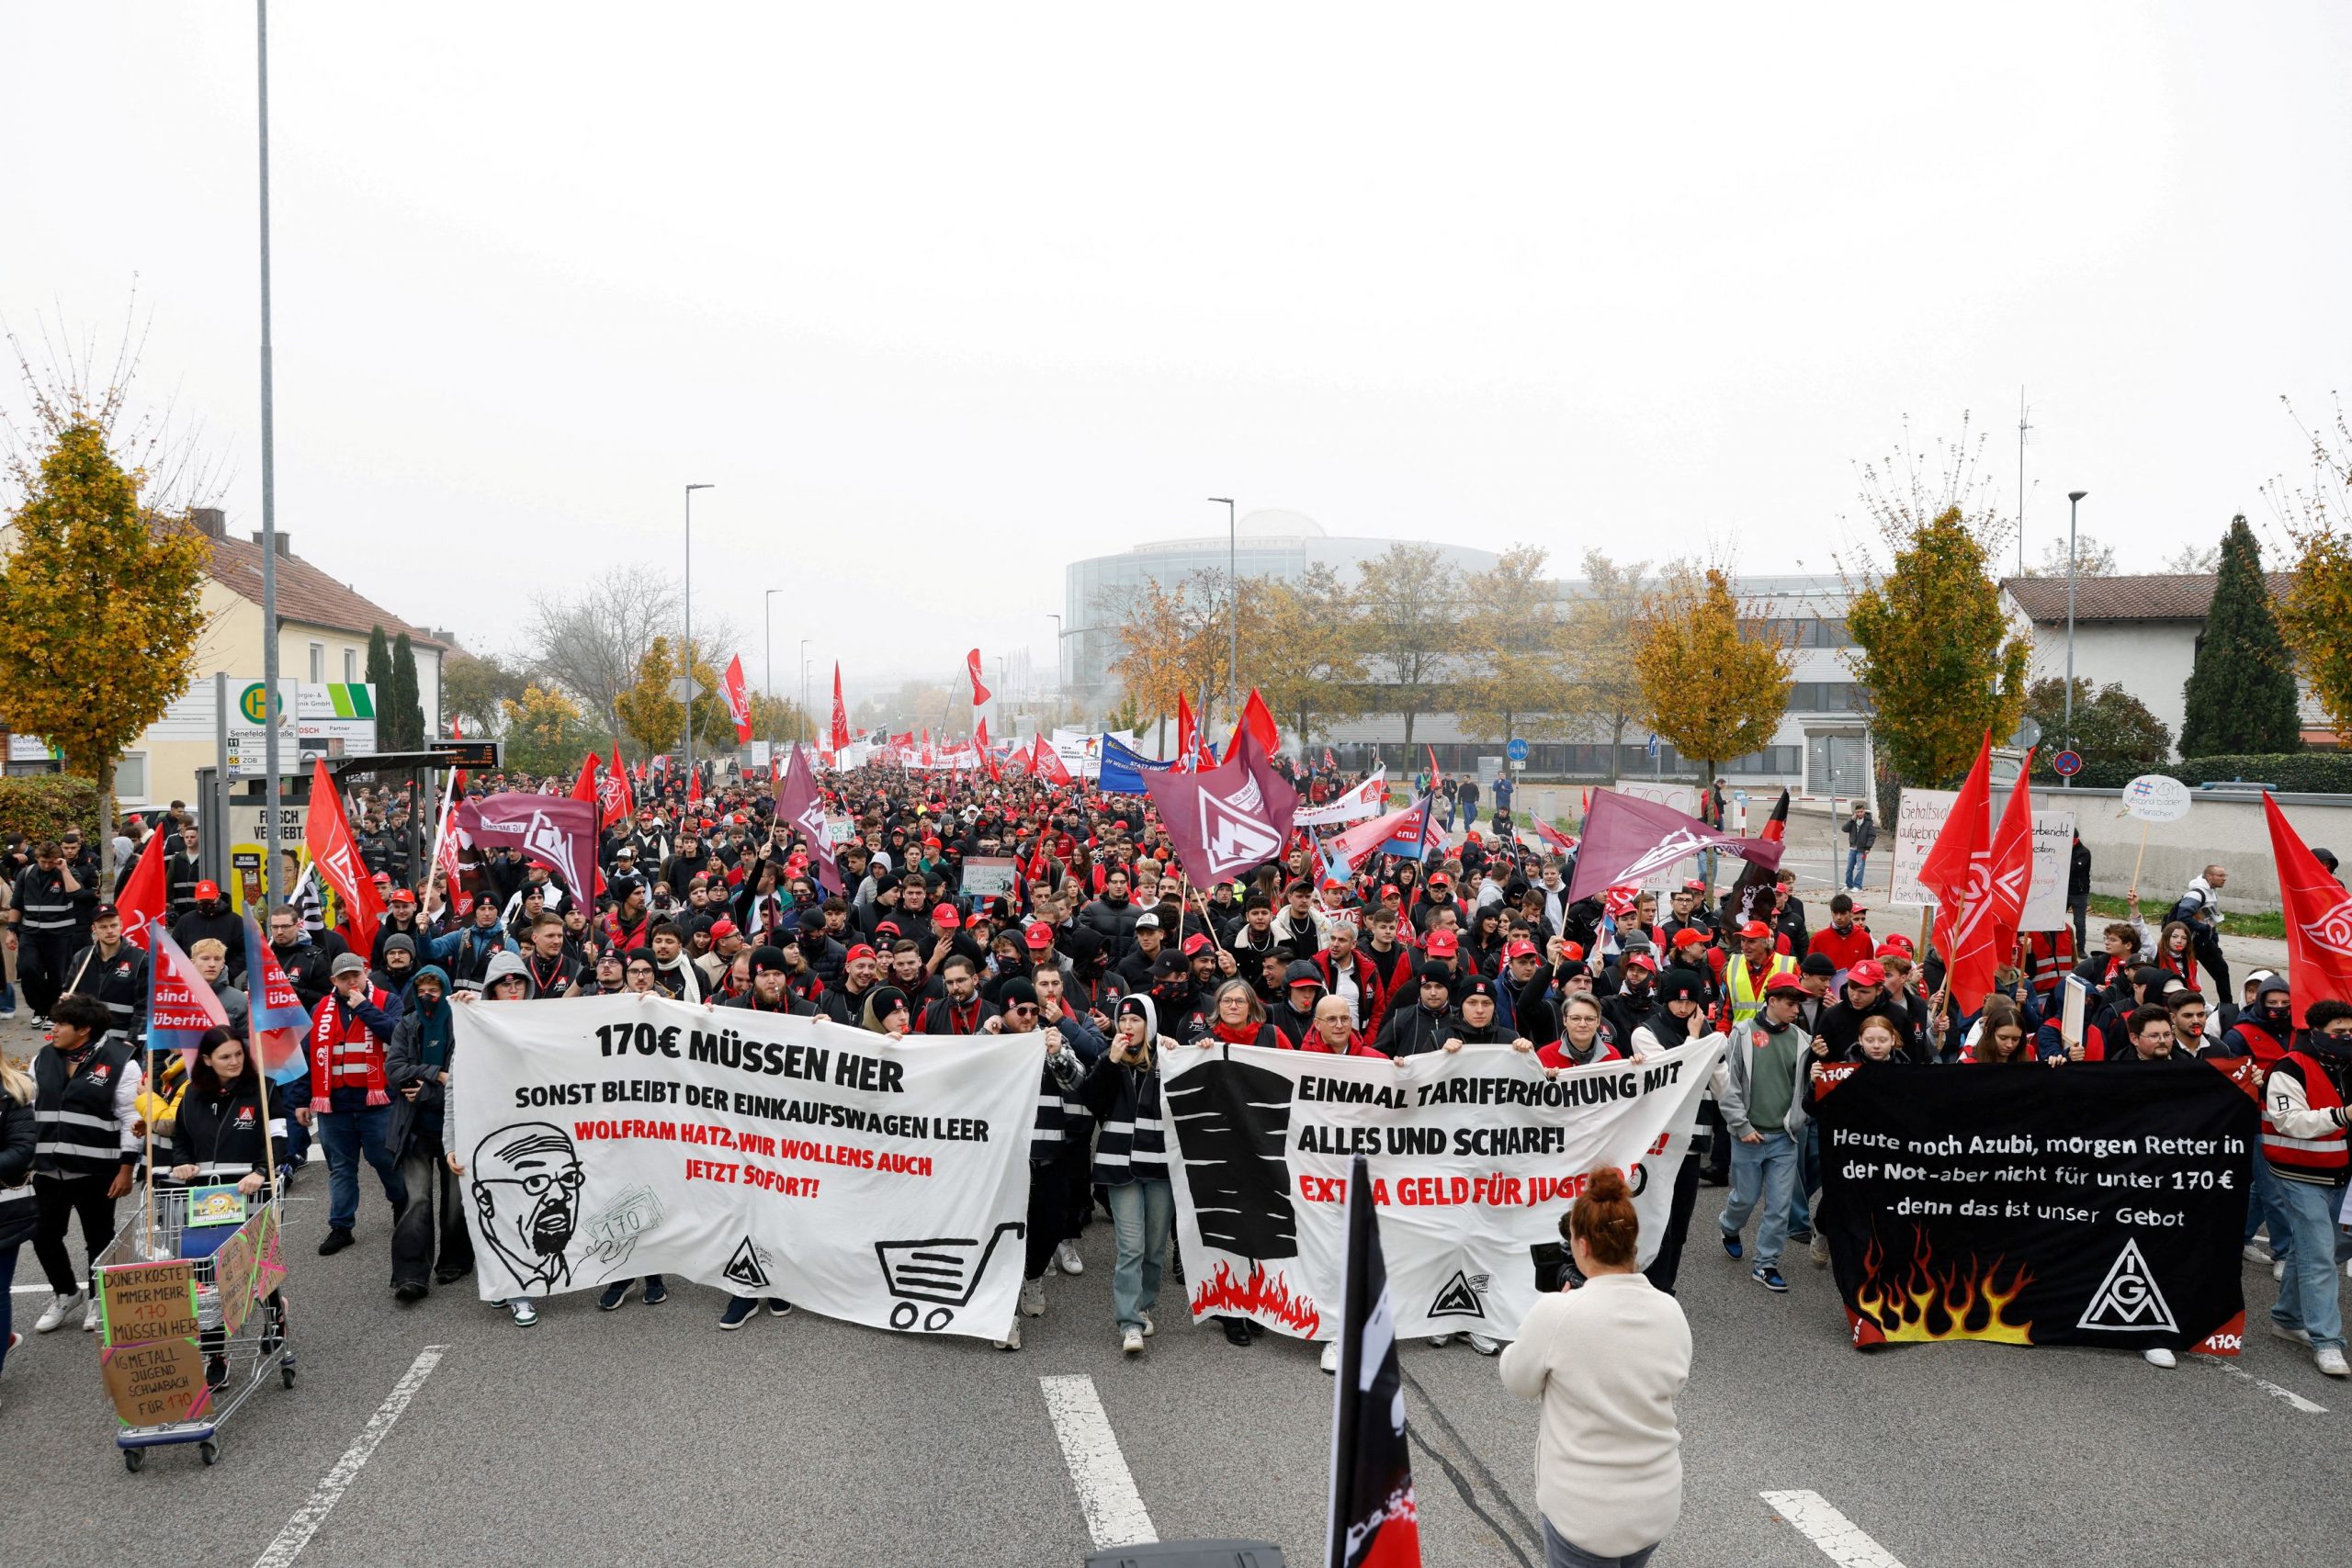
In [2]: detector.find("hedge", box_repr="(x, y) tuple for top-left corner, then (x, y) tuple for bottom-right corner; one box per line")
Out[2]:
(2059, 752), (2352, 795)
(0, 773), (101, 844)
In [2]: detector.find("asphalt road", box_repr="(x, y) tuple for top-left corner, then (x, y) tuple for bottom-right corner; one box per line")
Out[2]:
(6, 1153), (2347, 1568)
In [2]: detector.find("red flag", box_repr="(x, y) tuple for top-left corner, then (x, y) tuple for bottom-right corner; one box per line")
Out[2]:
(1035, 736), (1073, 785)
(967, 649), (991, 707)
(976, 717), (1001, 783)
(1227, 687), (1280, 761)
(2267, 791), (2352, 1026)
(1425, 744), (1443, 789)
(687, 767), (705, 806)
(115, 829), (170, 952)
(1324, 747), (1336, 771)
(605, 740), (634, 825)
(1917, 734), (2004, 1013)
(1986, 749), (2039, 965)
(1531, 816), (1578, 857)
(830, 664), (851, 752)
(723, 654), (753, 743)
(571, 751), (601, 804)
(1177, 693), (1201, 771)
(304, 757), (382, 953)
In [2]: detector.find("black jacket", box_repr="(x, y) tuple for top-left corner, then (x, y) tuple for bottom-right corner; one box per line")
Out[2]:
(1374, 1000), (1451, 1059)
(164, 1077), (281, 1182)
(270, 938), (335, 1013)
(0, 1091), (36, 1249)
(171, 907), (250, 984)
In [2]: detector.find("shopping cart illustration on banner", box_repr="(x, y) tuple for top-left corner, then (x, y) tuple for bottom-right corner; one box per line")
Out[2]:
(874, 1221), (1025, 1331)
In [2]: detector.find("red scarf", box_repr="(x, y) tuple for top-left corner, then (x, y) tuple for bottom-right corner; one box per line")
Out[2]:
(309, 987), (392, 1112)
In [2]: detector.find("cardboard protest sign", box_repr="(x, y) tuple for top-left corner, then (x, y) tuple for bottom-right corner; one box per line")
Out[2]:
(97, 1259), (200, 1346)
(102, 1337), (209, 1427)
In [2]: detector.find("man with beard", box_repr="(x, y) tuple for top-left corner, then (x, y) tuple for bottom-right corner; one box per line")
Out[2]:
(725, 945), (818, 1018)
(920, 953), (1001, 1033)
(1373, 964), (1457, 1060)
(984, 976), (1093, 1351)
(465, 1121), (583, 1306)
(820, 943), (886, 1025)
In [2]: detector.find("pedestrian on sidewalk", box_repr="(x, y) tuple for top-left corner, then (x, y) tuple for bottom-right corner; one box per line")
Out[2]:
(1842, 805), (1875, 891)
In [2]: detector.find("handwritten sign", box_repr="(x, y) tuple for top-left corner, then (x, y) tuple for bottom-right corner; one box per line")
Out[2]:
(97, 1259), (199, 1346)
(961, 856), (1019, 900)
(101, 1337), (209, 1427)
(2121, 773), (2193, 824)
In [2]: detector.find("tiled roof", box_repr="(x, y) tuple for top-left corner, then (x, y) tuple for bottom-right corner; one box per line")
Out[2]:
(2000, 572), (2294, 624)
(204, 534), (447, 649)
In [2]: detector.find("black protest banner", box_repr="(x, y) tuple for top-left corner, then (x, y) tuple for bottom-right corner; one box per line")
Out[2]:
(1816, 1063), (2256, 1354)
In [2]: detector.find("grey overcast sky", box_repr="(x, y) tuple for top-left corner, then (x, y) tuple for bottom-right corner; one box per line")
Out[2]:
(6, 4), (2349, 692)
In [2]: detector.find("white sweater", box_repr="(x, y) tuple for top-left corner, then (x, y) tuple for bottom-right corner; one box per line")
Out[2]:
(1498, 1272), (1691, 1558)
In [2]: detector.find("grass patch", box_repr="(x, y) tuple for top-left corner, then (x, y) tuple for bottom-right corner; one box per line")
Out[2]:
(2085, 892), (2285, 941)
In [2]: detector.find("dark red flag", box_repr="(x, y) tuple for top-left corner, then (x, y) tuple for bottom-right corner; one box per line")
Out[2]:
(1565, 789), (1784, 904)
(830, 663), (852, 752)
(776, 742), (842, 894)
(1228, 687), (1280, 761)
(1142, 725), (1296, 884)
(453, 792), (599, 898)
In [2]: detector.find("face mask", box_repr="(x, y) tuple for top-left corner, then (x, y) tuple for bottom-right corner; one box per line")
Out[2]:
(2263, 1004), (2291, 1028)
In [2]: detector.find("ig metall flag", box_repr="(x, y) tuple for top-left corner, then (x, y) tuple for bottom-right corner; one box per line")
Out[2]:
(1327, 1153), (1422, 1568)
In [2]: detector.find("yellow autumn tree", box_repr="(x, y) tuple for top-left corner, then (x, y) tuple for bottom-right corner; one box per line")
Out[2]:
(1631, 565), (1793, 813)
(0, 420), (209, 874)
(500, 684), (589, 774)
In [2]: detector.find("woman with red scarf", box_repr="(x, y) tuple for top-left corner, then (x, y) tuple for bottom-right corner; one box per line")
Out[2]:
(1190, 978), (1292, 1049)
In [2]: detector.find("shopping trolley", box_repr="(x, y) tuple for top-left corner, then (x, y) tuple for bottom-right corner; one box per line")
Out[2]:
(91, 1180), (294, 1471)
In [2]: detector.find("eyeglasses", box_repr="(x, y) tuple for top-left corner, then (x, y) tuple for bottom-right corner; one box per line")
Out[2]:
(486, 1168), (584, 1197)
(1008, 1004), (1038, 1016)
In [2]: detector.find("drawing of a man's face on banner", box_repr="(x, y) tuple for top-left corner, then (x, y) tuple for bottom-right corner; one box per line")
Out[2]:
(472, 1122), (585, 1291)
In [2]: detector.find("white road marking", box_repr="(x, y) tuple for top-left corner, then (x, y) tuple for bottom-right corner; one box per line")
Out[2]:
(250, 1347), (446, 1568)
(2191, 1352), (2330, 1414)
(1760, 1490), (1907, 1568)
(1040, 1373), (1158, 1549)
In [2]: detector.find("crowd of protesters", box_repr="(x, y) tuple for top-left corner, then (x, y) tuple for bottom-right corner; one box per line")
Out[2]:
(0, 748), (2345, 1404)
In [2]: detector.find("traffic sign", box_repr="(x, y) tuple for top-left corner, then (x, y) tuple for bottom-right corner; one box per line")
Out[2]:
(2052, 750), (2084, 777)
(668, 676), (706, 702)
(1506, 739), (1529, 761)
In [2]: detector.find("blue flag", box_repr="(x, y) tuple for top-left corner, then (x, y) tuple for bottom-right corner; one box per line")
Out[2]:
(1097, 735), (1172, 795)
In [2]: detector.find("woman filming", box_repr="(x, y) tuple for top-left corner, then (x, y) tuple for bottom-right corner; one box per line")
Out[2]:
(1499, 1165), (1690, 1568)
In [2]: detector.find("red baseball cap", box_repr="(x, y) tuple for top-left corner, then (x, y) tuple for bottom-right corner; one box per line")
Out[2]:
(1559, 942), (1585, 963)
(1681, 878), (1707, 893)
(1763, 973), (1806, 996)
(933, 905), (962, 929)
(1504, 939), (1539, 961)
(1848, 959), (1886, 987)
(389, 886), (416, 905)
(1023, 923), (1055, 951)
(1880, 933), (1915, 955)
(193, 879), (221, 901)
(844, 944), (877, 964)
(1623, 951), (1657, 973)
(1182, 933), (1211, 957)
(1424, 929), (1459, 957)
(1739, 920), (1771, 942)
(1671, 928), (1709, 949)
(709, 919), (737, 940)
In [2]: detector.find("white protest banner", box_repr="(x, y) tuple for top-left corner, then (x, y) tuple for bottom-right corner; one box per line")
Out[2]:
(450, 995), (1033, 1340)
(1162, 1035), (1723, 1342)
(1295, 769), (1390, 826)
(1890, 786), (2073, 931)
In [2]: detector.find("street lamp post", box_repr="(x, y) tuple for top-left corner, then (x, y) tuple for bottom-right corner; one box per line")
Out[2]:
(2064, 489), (2086, 787)
(255, 0), (283, 907)
(1209, 498), (1237, 721)
(683, 483), (713, 792)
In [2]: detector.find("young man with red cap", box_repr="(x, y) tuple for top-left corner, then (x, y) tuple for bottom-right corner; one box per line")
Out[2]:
(1717, 972), (1813, 1292)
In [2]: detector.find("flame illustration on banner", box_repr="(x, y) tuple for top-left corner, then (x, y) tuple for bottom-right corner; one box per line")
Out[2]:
(1189, 1260), (1321, 1336)
(1849, 1226), (2034, 1346)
